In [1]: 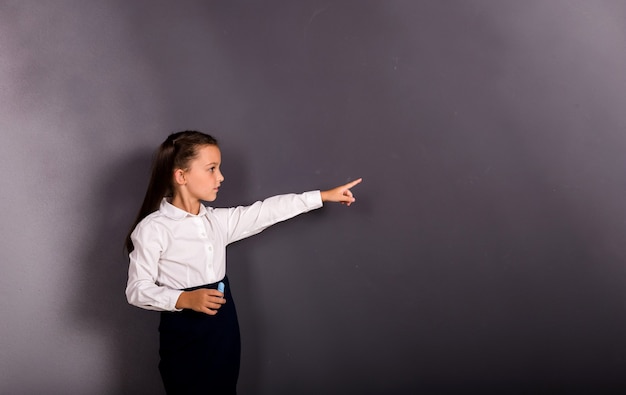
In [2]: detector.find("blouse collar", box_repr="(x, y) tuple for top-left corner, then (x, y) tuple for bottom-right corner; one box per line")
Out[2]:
(159, 198), (208, 220)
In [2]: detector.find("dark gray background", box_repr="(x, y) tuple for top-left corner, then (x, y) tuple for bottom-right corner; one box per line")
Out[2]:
(2, 1), (626, 394)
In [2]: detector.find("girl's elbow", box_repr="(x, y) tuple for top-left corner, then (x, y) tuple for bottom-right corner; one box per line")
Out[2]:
(125, 284), (140, 307)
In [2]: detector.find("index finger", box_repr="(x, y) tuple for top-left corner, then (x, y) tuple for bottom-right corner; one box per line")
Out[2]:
(344, 178), (363, 189)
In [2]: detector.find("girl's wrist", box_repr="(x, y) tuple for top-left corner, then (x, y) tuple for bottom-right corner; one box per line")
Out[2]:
(175, 291), (188, 309)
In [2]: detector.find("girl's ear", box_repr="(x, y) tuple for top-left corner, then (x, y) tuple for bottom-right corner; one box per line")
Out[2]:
(173, 169), (186, 185)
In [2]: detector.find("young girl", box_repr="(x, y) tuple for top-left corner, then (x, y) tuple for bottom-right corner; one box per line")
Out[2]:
(125, 130), (361, 394)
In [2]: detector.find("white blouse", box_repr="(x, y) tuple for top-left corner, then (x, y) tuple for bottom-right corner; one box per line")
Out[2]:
(126, 191), (323, 311)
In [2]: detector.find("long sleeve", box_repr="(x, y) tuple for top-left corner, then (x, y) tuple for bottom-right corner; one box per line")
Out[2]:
(217, 191), (323, 244)
(126, 220), (184, 311)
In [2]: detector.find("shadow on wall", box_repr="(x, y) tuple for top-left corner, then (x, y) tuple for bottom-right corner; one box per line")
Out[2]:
(75, 148), (165, 394)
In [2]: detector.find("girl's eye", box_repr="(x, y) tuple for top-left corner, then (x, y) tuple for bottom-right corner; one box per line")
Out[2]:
(209, 167), (215, 173)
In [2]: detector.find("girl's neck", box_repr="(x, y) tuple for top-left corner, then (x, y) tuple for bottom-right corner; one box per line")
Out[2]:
(170, 195), (201, 215)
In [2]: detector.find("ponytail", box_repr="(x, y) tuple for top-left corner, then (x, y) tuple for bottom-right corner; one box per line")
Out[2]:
(125, 131), (218, 253)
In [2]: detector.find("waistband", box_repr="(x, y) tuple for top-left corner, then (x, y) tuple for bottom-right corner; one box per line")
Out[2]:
(182, 276), (229, 292)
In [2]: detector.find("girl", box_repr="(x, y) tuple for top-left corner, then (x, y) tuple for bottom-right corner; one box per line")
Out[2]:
(125, 130), (361, 394)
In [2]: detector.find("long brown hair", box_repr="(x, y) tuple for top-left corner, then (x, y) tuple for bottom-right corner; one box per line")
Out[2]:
(125, 131), (218, 253)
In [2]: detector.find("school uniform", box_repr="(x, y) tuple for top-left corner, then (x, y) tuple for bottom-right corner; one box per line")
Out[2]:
(126, 191), (323, 394)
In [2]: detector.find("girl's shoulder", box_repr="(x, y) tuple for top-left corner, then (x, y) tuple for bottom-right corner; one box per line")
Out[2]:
(131, 211), (175, 245)
(134, 210), (170, 232)
(140, 209), (164, 223)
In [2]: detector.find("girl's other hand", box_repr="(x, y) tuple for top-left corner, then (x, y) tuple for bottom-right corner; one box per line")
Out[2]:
(175, 289), (225, 315)
(320, 178), (362, 206)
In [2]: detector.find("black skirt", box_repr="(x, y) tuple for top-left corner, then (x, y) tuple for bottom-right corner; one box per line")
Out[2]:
(158, 276), (240, 395)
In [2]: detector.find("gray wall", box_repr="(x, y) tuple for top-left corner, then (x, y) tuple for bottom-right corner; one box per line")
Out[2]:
(2, 1), (626, 394)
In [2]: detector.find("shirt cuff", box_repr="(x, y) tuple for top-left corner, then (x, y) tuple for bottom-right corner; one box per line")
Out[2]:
(304, 190), (324, 209)
(163, 289), (185, 311)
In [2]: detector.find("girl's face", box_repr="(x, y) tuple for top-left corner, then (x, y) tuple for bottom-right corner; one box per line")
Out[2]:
(177, 144), (224, 202)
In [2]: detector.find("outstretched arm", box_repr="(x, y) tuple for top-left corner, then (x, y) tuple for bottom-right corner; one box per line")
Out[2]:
(320, 178), (362, 206)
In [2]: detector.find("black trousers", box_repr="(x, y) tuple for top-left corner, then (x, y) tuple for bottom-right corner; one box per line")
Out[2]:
(159, 276), (240, 395)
